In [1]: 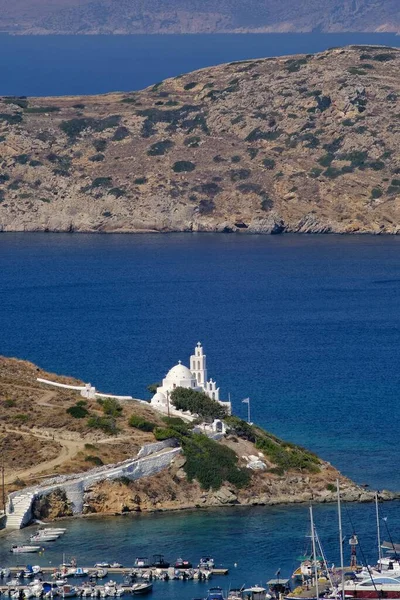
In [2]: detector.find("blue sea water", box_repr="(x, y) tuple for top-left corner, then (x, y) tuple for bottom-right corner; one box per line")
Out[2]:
(1, 501), (400, 590)
(1, 233), (400, 491)
(0, 33), (399, 96)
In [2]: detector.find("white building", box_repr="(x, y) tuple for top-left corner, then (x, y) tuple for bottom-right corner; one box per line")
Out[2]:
(151, 342), (231, 415)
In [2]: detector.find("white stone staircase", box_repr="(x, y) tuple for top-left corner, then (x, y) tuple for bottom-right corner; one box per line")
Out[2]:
(6, 492), (37, 529)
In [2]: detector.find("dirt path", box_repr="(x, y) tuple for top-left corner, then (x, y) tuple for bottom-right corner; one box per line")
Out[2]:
(3, 427), (132, 485)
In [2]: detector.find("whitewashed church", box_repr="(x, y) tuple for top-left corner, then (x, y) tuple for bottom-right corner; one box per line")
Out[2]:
(151, 342), (231, 415)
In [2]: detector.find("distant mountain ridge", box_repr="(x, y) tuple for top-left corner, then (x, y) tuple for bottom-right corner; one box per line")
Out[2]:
(0, 0), (399, 35)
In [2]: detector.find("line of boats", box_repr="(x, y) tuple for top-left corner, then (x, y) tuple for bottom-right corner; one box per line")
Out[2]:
(11, 530), (67, 554)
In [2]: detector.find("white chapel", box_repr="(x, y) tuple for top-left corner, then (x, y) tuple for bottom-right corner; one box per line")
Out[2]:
(151, 342), (231, 415)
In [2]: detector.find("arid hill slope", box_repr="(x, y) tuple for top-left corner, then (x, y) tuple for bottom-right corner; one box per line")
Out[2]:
(1, 354), (395, 519)
(1, 45), (400, 234)
(0, 0), (399, 34)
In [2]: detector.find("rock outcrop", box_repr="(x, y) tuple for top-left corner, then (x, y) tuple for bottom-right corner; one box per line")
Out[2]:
(1, 46), (400, 235)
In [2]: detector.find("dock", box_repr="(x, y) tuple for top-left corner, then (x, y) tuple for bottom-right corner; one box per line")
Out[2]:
(5, 566), (229, 575)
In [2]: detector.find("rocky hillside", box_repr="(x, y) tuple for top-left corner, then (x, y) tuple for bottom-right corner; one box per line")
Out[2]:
(0, 45), (400, 234)
(0, 0), (399, 34)
(1, 354), (398, 519)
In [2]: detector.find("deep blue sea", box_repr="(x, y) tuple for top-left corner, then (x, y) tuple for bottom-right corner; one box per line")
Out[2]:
(1, 233), (400, 491)
(0, 33), (399, 96)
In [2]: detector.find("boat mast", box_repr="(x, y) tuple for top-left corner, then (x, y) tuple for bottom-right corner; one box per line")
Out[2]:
(375, 492), (382, 569)
(337, 479), (345, 600)
(309, 504), (319, 600)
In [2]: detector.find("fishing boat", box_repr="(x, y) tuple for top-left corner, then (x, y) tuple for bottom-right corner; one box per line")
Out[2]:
(267, 579), (291, 600)
(75, 567), (89, 577)
(152, 555), (170, 568)
(199, 557), (215, 569)
(133, 558), (150, 569)
(131, 582), (153, 595)
(205, 587), (226, 600)
(242, 587), (271, 600)
(175, 558), (193, 569)
(11, 545), (41, 554)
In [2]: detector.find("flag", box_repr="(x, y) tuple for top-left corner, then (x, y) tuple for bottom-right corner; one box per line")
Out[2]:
(242, 398), (250, 404)
(275, 569), (281, 577)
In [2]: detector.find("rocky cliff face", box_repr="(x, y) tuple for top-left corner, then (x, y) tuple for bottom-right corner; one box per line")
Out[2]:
(1, 45), (400, 234)
(34, 453), (399, 520)
(0, 0), (399, 34)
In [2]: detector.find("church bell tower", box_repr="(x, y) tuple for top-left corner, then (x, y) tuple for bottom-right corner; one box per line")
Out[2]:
(190, 342), (207, 387)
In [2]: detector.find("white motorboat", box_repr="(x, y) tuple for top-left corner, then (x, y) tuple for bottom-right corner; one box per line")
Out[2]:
(131, 583), (153, 595)
(31, 534), (59, 542)
(75, 568), (89, 577)
(59, 585), (77, 598)
(11, 545), (41, 553)
(38, 528), (66, 534)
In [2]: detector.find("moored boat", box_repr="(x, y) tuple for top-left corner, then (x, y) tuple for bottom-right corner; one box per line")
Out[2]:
(131, 582), (153, 595)
(206, 587), (226, 600)
(175, 558), (192, 569)
(11, 546), (41, 554)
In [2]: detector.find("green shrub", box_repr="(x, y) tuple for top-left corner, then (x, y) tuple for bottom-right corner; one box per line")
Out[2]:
(323, 167), (342, 179)
(4, 97), (28, 109)
(134, 177), (147, 185)
(326, 483), (336, 493)
(260, 194), (274, 211)
(87, 416), (119, 435)
(89, 153), (105, 162)
(373, 53), (395, 62)
(92, 177), (113, 188)
(109, 187), (126, 198)
(147, 140), (174, 156)
(230, 168), (251, 182)
(172, 161), (195, 173)
(310, 167), (323, 178)
(103, 211), (112, 218)
(25, 106), (60, 113)
(93, 139), (107, 152)
(73, 103), (85, 109)
(15, 154), (30, 165)
(129, 415), (156, 432)
(161, 416), (191, 434)
(60, 115), (121, 139)
(184, 82), (197, 90)
(171, 387), (227, 419)
(198, 199), (215, 214)
(153, 427), (181, 441)
(184, 136), (201, 148)
(318, 154), (334, 167)
(14, 413), (29, 423)
(262, 158), (275, 170)
(3, 399), (16, 407)
(112, 126), (130, 141)
(85, 455), (104, 466)
(102, 397), (122, 417)
(231, 155), (241, 163)
(0, 113), (22, 125)
(371, 188), (383, 199)
(66, 404), (89, 419)
(182, 433), (250, 490)
(29, 160), (43, 167)
(347, 67), (367, 75)
(84, 443), (98, 450)
(391, 179), (400, 187)
(0, 174), (10, 184)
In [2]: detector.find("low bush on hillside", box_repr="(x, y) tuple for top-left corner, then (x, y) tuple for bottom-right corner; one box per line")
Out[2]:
(0, 114), (23, 125)
(66, 403), (89, 418)
(87, 416), (119, 435)
(172, 160), (195, 173)
(225, 416), (321, 475)
(100, 397), (122, 418)
(60, 115), (121, 139)
(25, 106), (60, 113)
(183, 434), (250, 490)
(171, 387), (227, 419)
(85, 455), (104, 466)
(147, 140), (174, 156)
(129, 415), (156, 432)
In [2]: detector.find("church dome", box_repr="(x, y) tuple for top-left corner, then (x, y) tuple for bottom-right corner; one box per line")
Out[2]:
(165, 362), (195, 383)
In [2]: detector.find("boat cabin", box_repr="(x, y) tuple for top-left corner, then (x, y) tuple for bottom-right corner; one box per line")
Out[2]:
(242, 586), (269, 600)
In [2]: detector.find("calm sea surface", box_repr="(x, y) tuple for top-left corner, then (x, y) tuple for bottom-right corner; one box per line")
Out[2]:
(0, 33), (399, 96)
(1, 233), (400, 581)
